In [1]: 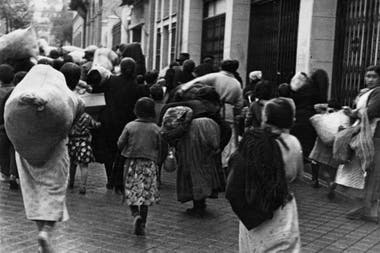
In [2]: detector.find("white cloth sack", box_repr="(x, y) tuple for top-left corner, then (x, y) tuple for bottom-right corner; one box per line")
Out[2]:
(310, 110), (351, 146)
(0, 27), (38, 63)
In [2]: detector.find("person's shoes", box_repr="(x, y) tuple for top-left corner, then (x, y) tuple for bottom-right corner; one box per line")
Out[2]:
(68, 182), (74, 189)
(346, 207), (364, 220)
(79, 186), (86, 195)
(114, 186), (123, 195)
(327, 190), (335, 200)
(37, 231), (53, 253)
(361, 215), (379, 224)
(9, 180), (19, 190)
(311, 180), (320, 188)
(134, 215), (145, 236)
(327, 183), (336, 200)
(0, 172), (9, 182)
(106, 182), (113, 190)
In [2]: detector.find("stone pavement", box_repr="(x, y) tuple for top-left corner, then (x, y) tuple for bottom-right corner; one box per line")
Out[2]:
(1, 163), (380, 253)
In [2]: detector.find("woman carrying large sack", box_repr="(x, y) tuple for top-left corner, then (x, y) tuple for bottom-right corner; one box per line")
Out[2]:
(226, 98), (304, 253)
(4, 65), (82, 252)
(342, 65), (380, 222)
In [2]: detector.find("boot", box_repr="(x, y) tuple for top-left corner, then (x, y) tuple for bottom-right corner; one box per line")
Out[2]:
(311, 163), (320, 188)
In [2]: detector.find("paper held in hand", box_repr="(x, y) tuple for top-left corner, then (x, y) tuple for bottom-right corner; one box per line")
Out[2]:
(80, 93), (106, 108)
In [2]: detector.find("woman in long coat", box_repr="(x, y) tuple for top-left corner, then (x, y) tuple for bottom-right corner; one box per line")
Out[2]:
(176, 117), (223, 215)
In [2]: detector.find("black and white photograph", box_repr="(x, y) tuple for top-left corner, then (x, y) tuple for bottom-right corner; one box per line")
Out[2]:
(1, 0), (380, 252)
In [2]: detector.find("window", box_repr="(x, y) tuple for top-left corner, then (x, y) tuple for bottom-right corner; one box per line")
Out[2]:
(171, 23), (176, 62)
(201, 14), (225, 68)
(156, 0), (162, 20)
(163, 0), (170, 18)
(132, 26), (142, 43)
(156, 29), (161, 70)
(162, 25), (169, 67)
(171, 0), (178, 15)
(112, 22), (121, 48)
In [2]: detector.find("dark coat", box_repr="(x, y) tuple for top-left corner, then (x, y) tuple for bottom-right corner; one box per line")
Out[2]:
(194, 63), (216, 77)
(173, 69), (195, 87)
(122, 43), (146, 76)
(290, 83), (317, 157)
(103, 74), (143, 145)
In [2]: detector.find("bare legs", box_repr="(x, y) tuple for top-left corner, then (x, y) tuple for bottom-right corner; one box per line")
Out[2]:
(79, 164), (88, 194)
(35, 220), (55, 253)
(68, 163), (88, 194)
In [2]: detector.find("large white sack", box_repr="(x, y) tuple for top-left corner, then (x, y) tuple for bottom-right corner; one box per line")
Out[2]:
(87, 48), (118, 87)
(4, 64), (82, 166)
(62, 45), (84, 53)
(92, 48), (119, 70)
(69, 51), (85, 64)
(0, 27), (38, 64)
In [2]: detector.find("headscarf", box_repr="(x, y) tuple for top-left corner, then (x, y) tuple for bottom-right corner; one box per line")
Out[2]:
(249, 70), (262, 81)
(290, 72), (308, 91)
(120, 57), (136, 77)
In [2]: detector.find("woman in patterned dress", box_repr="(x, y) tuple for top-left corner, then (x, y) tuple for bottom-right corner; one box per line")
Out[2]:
(118, 97), (161, 236)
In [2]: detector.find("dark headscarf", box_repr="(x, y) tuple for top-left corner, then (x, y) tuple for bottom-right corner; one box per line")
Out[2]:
(120, 57), (136, 77)
(60, 62), (81, 90)
(121, 43), (146, 76)
(0, 64), (15, 85)
(310, 69), (329, 104)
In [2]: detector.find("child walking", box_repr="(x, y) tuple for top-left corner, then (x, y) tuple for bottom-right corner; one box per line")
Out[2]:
(117, 97), (161, 236)
(68, 108), (100, 194)
(60, 62), (101, 194)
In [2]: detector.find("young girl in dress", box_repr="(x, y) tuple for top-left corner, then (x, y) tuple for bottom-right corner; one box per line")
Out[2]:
(118, 97), (161, 236)
(60, 63), (101, 194)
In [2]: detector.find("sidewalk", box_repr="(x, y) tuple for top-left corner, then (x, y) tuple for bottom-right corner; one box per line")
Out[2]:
(0, 163), (380, 252)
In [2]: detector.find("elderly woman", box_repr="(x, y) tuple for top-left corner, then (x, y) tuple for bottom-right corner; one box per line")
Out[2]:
(227, 98), (303, 252)
(343, 65), (380, 222)
(176, 117), (223, 216)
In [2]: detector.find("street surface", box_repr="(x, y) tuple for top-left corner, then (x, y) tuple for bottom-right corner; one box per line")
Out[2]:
(1, 163), (380, 252)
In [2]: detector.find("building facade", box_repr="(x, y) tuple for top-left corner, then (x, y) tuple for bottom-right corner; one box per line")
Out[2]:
(71, 0), (380, 105)
(70, 0), (125, 48)
(72, 12), (84, 47)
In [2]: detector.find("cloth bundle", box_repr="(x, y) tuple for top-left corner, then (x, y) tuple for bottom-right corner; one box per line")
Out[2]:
(87, 48), (119, 87)
(0, 27), (38, 64)
(310, 110), (351, 146)
(160, 106), (193, 145)
(4, 65), (82, 166)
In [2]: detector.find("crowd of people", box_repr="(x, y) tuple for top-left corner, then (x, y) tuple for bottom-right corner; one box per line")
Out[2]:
(1, 35), (380, 253)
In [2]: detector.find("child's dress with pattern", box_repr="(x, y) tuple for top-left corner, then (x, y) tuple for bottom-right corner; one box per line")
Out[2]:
(68, 113), (98, 165)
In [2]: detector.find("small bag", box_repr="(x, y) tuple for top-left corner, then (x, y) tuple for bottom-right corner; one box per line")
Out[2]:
(310, 110), (351, 146)
(333, 126), (359, 164)
(163, 147), (178, 172)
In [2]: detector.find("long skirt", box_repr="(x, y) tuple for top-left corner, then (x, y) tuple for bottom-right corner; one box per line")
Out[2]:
(16, 140), (69, 221)
(336, 138), (380, 203)
(239, 198), (301, 253)
(222, 122), (237, 168)
(176, 118), (223, 202)
(124, 158), (160, 206)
